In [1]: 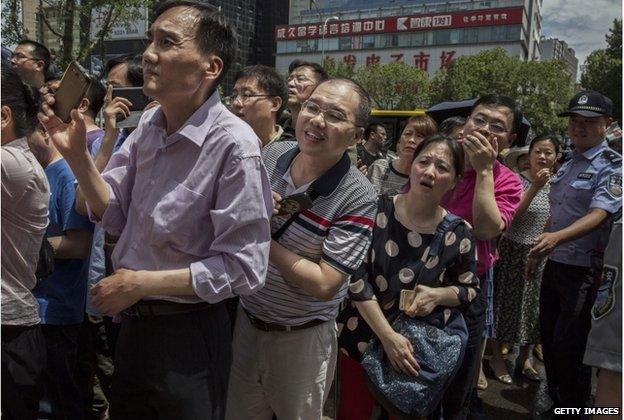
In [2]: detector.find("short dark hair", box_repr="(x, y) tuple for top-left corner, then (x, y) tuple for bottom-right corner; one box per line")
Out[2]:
(104, 54), (143, 87)
(529, 134), (561, 155)
(364, 123), (384, 139)
(316, 78), (371, 128)
(234, 65), (288, 118)
(438, 116), (466, 136)
(1, 67), (41, 138)
(85, 78), (106, 118)
(17, 39), (51, 73)
(153, 0), (235, 86)
(472, 94), (522, 138)
(412, 134), (465, 178)
(288, 59), (328, 83)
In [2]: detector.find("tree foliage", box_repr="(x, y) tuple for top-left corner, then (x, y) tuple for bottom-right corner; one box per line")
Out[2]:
(325, 59), (430, 110)
(1, 0), (25, 45)
(1, 0), (154, 68)
(430, 48), (574, 136)
(580, 19), (622, 122)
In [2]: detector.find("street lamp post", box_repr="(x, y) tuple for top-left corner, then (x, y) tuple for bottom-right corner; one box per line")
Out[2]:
(321, 16), (339, 66)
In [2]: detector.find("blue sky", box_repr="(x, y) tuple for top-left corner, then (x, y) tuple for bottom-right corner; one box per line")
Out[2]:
(541, 0), (622, 74)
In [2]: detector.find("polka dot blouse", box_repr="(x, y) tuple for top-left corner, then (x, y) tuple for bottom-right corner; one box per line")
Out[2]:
(337, 194), (479, 361)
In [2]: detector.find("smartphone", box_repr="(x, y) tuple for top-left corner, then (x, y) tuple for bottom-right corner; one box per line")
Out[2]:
(399, 289), (417, 311)
(112, 87), (150, 116)
(53, 61), (91, 123)
(277, 192), (314, 216)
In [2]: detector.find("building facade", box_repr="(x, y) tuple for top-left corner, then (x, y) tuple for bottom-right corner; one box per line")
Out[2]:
(540, 36), (578, 81)
(276, 0), (542, 76)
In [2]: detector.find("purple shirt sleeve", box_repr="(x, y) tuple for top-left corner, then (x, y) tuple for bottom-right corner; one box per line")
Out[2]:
(190, 155), (272, 303)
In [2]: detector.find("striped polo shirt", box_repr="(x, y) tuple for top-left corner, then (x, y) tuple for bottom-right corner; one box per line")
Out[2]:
(241, 141), (377, 325)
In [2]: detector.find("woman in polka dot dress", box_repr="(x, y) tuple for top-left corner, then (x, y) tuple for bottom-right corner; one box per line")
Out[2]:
(337, 135), (479, 420)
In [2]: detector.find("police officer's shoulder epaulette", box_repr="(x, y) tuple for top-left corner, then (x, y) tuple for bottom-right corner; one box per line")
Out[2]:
(601, 149), (622, 164)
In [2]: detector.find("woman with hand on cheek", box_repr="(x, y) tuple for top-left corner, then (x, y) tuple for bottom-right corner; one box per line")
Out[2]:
(491, 135), (560, 383)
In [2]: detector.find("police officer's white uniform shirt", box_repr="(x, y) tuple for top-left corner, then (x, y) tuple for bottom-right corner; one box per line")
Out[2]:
(548, 140), (622, 267)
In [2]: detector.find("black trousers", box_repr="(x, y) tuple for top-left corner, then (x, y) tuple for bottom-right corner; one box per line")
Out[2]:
(438, 272), (489, 420)
(40, 323), (85, 420)
(540, 260), (596, 411)
(110, 302), (231, 420)
(1, 324), (47, 420)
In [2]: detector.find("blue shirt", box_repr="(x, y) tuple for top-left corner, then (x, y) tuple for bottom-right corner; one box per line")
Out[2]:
(33, 158), (93, 324)
(85, 130), (129, 316)
(548, 140), (622, 267)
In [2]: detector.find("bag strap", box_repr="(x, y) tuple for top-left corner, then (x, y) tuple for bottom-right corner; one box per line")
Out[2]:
(412, 212), (464, 288)
(271, 189), (320, 241)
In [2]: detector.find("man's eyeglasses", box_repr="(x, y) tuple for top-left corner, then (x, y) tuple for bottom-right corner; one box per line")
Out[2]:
(287, 75), (313, 84)
(301, 100), (356, 126)
(469, 115), (508, 135)
(228, 93), (271, 104)
(10, 52), (40, 63)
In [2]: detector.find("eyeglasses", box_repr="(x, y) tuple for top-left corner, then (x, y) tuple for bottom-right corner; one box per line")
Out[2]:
(10, 52), (40, 63)
(287, 74), (313, 84)
(228, 93), (272, 105)
(301, 100), (356, 126)
(469, 115), (508, 135)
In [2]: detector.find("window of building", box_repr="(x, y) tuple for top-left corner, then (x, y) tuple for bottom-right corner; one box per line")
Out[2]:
(362, 35), (375, 49)
(339, 37), (352, 50)
(433, 29), (451, 44)
(464, 28), (479, 43)
(398, 33), (412, 47)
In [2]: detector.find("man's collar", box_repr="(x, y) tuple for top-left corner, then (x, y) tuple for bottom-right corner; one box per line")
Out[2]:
(275, 146), (351, 197)
(147, 90), (223, 147)
(579, 140), (608, 160)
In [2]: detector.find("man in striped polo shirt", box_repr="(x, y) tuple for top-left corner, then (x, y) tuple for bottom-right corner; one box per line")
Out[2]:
(226, 78), (377, 420)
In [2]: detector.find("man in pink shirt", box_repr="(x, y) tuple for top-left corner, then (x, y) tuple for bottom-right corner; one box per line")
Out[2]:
(440, 94), (523, 419)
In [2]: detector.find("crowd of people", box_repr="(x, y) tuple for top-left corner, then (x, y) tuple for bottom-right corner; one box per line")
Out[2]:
(1, 1), (621, 420)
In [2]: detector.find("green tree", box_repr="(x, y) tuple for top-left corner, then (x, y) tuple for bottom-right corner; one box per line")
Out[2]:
(352, 62), (430, 110)
(0, 0), (154, 68)
(1, 0), (25, 45)
(323, 56), (355, 79)
(431, 48), (574, 136)
(580, 19), (622, 122)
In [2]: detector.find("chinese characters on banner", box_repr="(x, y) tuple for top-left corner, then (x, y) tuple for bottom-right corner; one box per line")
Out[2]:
(350, 50), (457, 70)
(275, 7), (523, 40)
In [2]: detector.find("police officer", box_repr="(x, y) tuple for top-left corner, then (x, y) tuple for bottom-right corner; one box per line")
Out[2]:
(528, 90), (622, 415)
(584, 215), (621, 417)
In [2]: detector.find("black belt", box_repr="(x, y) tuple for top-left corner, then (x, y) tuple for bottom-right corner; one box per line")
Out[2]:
(243, 308), (326, 332)
(122, 300), (212, 319)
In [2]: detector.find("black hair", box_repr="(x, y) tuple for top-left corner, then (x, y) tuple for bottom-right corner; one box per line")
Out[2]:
(288, 59), (329, 83)
(411, 134), (465, 178)
(233, 65), (288, 118)
(364, 122), (385, 139)
(104, 54), (143, 87)
(472, 94), (522, 139)
(529, 134), (561, 155)
(439, 116), (466, 136)
(1, 67), (41, 138)
(84, 78), (107, 118)
(153, 0), (235, 86)
(316, 77), (371, 128)
(17, 39), (51, 73)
